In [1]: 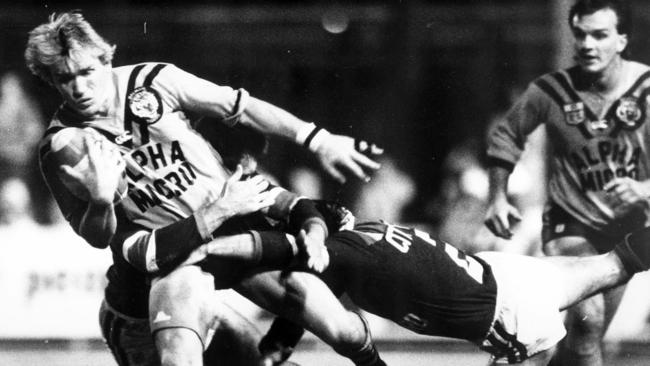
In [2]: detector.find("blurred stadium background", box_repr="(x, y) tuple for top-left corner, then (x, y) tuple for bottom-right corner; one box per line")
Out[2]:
(3, 0), (650, 364)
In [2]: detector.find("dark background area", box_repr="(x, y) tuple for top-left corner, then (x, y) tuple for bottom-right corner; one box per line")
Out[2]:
(3, 0), (650, 223)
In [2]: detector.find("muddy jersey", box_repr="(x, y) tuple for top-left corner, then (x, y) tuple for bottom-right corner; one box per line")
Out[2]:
(488, 62), (650, 231)
(39, 62), (250, 317)
(321, 221), (497, 341)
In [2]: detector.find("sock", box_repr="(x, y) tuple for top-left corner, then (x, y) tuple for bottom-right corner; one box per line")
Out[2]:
(614, 228), (650, 275)
(333, 312), (387, 366)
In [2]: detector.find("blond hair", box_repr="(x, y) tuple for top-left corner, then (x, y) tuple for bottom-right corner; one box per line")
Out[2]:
(24, 11), (115, 84)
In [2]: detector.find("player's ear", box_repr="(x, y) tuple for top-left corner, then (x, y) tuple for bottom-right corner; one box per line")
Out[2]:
(617, 33), (628, 54)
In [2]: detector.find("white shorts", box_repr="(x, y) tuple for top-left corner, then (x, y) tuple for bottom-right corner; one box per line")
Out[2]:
(475, 252), (567, 364)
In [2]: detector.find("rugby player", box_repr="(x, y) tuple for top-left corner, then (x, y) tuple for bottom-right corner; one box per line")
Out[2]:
(28, 11), (383, 366)
(484, 1), (650, 364)
(186, 210), (650, 365)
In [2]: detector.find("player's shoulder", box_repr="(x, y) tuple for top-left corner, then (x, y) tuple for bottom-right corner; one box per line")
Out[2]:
(113, 62), (178, 80)
(627, 60), (650, 73)
(626, 61), (650, 89)
(530, 68), (572, 89)
(520, 68), (574, 104)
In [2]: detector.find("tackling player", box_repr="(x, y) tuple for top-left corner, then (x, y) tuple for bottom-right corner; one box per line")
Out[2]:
(189, 210), (650, 365)
(28, 10), (383, 366)
(484, 1), (650, 364)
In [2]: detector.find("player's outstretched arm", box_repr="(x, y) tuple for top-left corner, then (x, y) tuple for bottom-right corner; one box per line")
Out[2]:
(118, 165), (276, 274)
(185, 200), (332, 273)
(163, 64), (383, 183)
(242, 97), (383, 183)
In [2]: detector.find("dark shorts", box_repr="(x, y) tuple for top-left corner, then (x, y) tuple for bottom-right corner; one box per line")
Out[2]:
(541, 202), (646, 253)
(99, 300), (160, 366)
(100, 296), (262, 366)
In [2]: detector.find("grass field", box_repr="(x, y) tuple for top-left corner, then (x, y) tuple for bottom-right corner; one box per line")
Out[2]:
(2, 339), (650, 366)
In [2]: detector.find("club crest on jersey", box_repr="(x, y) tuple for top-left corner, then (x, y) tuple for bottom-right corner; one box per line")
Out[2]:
(615, 97), (644, 129)
(128, 86), (163, 125)
(563, 102), (585, 125)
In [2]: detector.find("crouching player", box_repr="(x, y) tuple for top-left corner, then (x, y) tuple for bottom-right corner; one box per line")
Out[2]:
(194, 212), (650, 365)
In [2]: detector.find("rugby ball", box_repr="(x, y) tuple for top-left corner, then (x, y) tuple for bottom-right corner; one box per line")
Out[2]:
(49, 127), (127, 203)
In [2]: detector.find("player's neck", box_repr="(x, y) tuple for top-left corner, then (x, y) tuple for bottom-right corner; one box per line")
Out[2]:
(585, 58), (626, 94)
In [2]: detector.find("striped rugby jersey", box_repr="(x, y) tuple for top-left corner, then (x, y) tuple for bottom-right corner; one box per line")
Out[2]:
(40, 62), (249, 232)
(38, 62), (252, 316)
(488, 61), (650, 231)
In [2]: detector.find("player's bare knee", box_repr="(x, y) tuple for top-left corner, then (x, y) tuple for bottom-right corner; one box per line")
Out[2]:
(156, 327), (203, 366)
(337, 313), (368, 347)
(318, 314), (366, 349)
(282, 271), (310, 300)
(565, 302), (606, 337)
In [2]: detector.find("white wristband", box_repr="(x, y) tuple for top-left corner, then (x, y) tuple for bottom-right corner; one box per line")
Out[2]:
(295, 122), (317, 145)
(308, 128), (330, 152)
(296, 123), (330, 152)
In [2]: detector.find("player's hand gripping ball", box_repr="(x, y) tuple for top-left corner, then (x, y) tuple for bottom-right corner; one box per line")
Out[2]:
(49, 127), (128, 203)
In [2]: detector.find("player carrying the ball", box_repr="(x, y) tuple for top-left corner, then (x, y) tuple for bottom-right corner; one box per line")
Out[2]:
(30, 10), (385, 366)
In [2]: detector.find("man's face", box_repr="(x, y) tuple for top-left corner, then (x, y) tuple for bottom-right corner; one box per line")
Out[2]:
(571, 8), (627, 74)
(50, 51), (112, 117)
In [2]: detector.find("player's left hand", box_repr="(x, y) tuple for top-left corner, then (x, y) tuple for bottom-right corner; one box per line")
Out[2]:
(604, 177), (650, 207)
(314, 133), (383, 184)
(297, 228), (329, 273)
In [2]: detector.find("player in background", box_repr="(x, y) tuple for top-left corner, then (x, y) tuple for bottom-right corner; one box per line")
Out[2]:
(484, 1), (650, 365)
(28, 11), (383, 366)
(181, 205), (650, 365)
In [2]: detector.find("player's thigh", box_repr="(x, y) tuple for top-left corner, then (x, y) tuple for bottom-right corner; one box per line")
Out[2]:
(543, 236), (597, 257)
(236, 271), (363, 344)
(149, 265), (217, 346)
(237, 270), (343, 319)
(99, 300), (161, 366)
(476, 252), (566, 361)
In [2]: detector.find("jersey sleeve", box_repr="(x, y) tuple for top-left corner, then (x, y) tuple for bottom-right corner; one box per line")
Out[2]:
(152, 63), (249, 127)
(486, 83), (547, 169)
